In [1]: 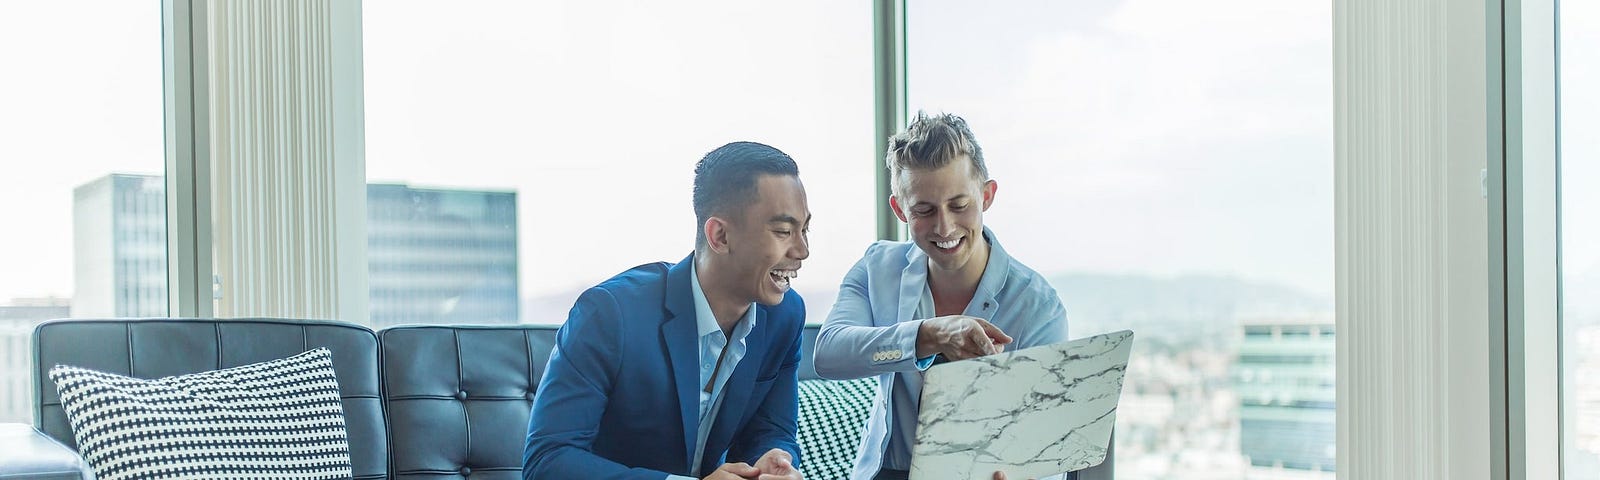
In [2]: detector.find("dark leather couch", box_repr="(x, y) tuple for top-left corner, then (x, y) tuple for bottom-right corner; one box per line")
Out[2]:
(13, 318), (1111, 480)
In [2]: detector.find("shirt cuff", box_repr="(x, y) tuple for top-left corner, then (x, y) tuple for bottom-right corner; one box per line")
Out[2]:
(667, 475), (697, 480)
(914, 353), (937, 371)
(900, 318), (927, 364)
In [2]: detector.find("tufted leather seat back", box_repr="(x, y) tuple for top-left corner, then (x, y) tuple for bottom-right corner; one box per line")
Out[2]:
(378, 325), (557, 480)
(32, 318), (388, 480)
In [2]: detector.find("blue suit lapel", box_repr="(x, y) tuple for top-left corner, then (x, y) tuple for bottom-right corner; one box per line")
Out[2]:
(662, 254), (700, 472)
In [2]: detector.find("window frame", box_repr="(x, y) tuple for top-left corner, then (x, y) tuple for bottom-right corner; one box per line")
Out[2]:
(162, 0), (212, 318)
(1492, 0), (1563, 478)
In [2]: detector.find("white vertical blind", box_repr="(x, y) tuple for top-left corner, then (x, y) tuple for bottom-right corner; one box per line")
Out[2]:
(1335, 0), (1494, 477)
(207, 0), (365, 321)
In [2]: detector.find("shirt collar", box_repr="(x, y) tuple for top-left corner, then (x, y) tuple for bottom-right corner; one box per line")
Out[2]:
(902, 226), (1012, 311)
(971, 226), (1012, 302)
(689, 260), (757, 338)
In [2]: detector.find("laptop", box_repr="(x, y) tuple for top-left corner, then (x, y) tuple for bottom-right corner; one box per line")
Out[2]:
(909, 330), (1135, 480)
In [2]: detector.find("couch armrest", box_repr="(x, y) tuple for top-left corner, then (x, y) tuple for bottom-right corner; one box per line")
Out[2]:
(0, 424), (94, 480)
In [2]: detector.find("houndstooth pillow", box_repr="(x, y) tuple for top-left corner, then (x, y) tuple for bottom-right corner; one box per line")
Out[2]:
(797, 377), (879, 480)
(48, 348), (352, 480)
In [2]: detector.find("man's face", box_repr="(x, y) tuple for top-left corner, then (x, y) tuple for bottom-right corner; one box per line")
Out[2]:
(891, 158), (996, 273)
(722, 174), (811, 306)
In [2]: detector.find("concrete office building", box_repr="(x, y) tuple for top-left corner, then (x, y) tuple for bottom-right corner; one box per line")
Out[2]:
(73, 174), (168, 318)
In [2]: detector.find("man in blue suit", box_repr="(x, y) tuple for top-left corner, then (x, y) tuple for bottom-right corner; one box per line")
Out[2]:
(525, 142), (810, 480)
(813, 113), (1069, 480)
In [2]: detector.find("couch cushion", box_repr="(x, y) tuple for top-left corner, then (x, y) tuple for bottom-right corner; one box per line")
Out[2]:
(48, 348), (352, 480)
(379, 325), (556, 480)
(33, 318), (387, 480)
(796, 376), (878, 480)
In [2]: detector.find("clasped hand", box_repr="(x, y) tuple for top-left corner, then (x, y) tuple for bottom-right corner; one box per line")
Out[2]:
(702, 448), (800, 480)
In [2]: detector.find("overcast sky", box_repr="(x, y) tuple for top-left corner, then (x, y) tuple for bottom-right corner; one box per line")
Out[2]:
(1, 0), (1594, 310)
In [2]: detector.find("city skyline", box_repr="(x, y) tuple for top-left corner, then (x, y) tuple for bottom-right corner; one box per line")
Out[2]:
(64, 173), (522, 327)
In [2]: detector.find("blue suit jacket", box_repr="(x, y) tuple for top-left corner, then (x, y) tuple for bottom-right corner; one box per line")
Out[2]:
(523, 253), (805, 479)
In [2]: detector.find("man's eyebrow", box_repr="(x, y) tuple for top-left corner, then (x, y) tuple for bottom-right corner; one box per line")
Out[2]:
(767, 213), (811, 226)
(913, 194), (972, 207)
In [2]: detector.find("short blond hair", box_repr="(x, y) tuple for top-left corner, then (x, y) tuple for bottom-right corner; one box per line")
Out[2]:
(885, 111), (989, 195)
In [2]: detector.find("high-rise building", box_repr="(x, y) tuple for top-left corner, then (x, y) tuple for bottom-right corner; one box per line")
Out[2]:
(71, 175), (519, 327)
(1235, 316), (1336, 475)
(366, 183), (518, 328)
(0, 299), (71, 423)
(73, 174), (167, 317)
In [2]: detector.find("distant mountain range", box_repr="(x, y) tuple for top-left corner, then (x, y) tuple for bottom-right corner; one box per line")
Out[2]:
(1048, 273), (1333, 347)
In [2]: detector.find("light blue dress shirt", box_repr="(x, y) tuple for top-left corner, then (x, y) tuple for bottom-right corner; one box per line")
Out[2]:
(812, 227), (1069, 480)
(666, 263), (756, 480)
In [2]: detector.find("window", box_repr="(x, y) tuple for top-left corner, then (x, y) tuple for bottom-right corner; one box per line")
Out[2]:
(363, 1), (876, 327)
(0, 1), (166, 423)
(908, 1), (1334, 478)
(1561, 0), (1599, 477)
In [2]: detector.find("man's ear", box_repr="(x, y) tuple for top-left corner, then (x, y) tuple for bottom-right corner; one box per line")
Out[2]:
(704, 217), (732, 254)
(889, 195), (909, 223)
(980, 179), (998, 211)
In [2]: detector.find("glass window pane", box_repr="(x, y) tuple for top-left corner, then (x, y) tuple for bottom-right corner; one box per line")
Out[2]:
(363, 1), (874, 328)
(0, 1), (166, 423)
(1562, 0), (1600, 477)
(908, 1), (1334, 478)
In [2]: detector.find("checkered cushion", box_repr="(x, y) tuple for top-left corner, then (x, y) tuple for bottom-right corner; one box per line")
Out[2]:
(797, 377), (878, 480)
(47, 348), (352, 480)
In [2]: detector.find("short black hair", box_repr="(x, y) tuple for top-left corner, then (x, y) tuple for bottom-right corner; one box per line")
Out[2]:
(693, 141), (799, 248)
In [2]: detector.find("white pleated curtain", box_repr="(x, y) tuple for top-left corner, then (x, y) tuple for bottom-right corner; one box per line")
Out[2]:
(1335, 0), (1498, 477)
(208, 0), (367, 322)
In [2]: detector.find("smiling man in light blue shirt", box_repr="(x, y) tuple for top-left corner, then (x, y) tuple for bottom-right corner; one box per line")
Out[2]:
(813, 113), (1069, 480)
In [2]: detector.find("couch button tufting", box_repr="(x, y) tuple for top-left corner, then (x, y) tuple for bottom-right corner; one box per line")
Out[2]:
(455, 390), (467, 400)
(525, 391), (536, 401)
(459, 466), (471, 476)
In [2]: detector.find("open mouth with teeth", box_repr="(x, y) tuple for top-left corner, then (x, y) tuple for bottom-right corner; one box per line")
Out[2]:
(769, 268), (798, 290)
(932, 237), (963, 253)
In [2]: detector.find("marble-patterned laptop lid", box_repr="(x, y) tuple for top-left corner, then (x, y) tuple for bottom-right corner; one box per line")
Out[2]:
(910, 330), (1134, 480)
